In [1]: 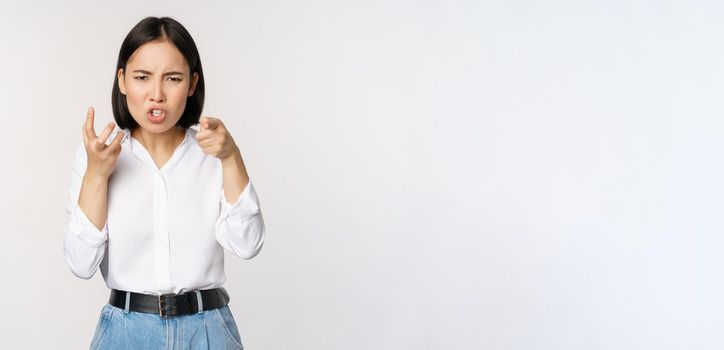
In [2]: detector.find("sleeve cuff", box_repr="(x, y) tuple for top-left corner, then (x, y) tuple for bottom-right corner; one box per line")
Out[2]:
(68, 201), (108, 248)
(219, 179), (261, 221)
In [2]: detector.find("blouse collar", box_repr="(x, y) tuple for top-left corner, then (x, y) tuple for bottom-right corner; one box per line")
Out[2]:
(120, 127), (192, 173)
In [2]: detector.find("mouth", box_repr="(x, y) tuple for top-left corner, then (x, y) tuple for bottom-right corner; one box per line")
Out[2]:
(146, 107), (167, 123)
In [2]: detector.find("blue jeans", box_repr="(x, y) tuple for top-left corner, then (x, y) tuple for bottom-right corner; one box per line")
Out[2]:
(89, 303), (245, 349)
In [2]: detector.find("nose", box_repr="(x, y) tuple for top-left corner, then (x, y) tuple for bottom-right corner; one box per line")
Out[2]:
(149, 78), (165, 103)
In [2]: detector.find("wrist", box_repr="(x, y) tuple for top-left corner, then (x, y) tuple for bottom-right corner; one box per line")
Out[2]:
(220, 145), (241, 164)
(83, 171), (109, 184)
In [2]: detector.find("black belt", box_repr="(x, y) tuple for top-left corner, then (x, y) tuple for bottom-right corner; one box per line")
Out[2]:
(109, 287), (230, 319)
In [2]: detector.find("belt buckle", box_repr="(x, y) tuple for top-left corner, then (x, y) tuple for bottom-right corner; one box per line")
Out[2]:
(158, 293), (176, 319)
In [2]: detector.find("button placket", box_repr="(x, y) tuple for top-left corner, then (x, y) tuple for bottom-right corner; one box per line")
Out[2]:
(153, 170), (172, 291)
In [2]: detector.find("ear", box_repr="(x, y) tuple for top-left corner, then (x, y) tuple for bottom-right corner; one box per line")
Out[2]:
(118, 68), (127, 95)
(188, 72), (199, 97)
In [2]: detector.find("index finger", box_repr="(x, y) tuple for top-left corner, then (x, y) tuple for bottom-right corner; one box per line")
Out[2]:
(200, 116), (220, 130)
(206, 118), (220, 130)
(83, 106), (97, 143)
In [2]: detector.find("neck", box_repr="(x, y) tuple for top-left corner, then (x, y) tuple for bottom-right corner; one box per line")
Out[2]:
(131, 126), (186, 155)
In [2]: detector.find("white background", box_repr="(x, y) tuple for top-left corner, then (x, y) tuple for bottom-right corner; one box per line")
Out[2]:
(0, 0), (722, 349)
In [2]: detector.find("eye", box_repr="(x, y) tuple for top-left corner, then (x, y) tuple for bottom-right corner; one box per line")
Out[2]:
(168, 77), (182, 82)
(134, 76), (148, 80)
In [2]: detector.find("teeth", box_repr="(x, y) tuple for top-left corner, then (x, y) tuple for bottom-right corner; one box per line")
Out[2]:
(152, 109), (162, 116)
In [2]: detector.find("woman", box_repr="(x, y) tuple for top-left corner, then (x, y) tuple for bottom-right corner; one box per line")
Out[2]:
(63, 16), (265, 349)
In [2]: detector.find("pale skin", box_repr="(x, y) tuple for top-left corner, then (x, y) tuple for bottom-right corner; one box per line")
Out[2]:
(79, 38), (250, 231)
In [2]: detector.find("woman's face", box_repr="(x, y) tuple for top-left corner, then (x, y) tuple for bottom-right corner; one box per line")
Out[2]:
(118, 39), (199, 133)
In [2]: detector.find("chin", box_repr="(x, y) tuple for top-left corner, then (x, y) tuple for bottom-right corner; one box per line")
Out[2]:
(132, 115), (181, 133)
(143, 123), (180, 133)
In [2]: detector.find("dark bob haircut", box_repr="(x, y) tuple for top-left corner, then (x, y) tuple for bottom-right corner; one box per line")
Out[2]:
(111, 17), (205, 130)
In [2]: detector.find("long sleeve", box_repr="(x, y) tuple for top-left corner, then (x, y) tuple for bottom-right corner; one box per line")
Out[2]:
(215, 179), (265, 260)
(63, 142), (108, 279)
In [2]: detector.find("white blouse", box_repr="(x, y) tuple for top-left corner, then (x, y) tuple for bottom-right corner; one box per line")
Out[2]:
(63, 127), (265, 295)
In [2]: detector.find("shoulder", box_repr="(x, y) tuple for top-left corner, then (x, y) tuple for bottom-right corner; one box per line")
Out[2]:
(185, 127), (201, 147)
(186, 127), (199, 138)
(73, 140), (86, 166)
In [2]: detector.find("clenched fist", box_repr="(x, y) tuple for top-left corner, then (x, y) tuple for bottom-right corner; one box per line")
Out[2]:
(83, 106), (124, 179)
(195, 116), (239, 160)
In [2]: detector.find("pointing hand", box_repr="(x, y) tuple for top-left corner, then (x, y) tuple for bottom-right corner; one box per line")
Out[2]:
(195, 116), (238, 160)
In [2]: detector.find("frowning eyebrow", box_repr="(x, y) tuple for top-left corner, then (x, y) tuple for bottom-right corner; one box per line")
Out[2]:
(132, 69), (184, 76)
